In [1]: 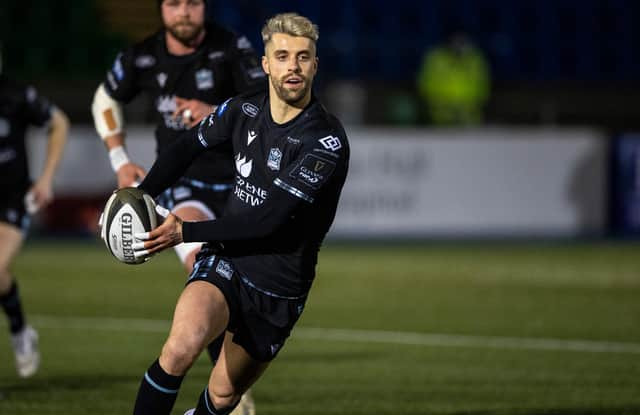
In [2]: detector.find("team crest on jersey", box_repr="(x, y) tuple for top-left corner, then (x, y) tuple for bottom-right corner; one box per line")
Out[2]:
(157, 72), (168, 88)
(242, 102), (259, 118)
(195, 69), (214, 90)
(267, 148), (282, 171)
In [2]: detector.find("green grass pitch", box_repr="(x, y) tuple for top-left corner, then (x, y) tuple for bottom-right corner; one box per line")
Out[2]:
(1, 240), (640, 414)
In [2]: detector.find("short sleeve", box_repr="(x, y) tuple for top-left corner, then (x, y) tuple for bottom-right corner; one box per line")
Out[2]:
(102, 48), (140, 103)
(274, 133), (348, 204)
(23, 86), (52, 127)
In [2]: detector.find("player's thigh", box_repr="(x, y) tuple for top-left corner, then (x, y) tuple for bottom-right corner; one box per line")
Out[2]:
(209, 332), (269, 399)
(167, 281), (230, 348)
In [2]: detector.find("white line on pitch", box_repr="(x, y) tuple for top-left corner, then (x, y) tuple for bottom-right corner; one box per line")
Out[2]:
(27, 315), (640, 355)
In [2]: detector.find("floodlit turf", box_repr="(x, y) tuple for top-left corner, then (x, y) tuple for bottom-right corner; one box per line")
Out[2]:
(1, 240), (640, 414)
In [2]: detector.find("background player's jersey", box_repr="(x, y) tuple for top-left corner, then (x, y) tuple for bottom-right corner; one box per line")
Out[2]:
(0, 76), (52, 198)
(196, 91), (350, 297)
(102, 23), (266, 184)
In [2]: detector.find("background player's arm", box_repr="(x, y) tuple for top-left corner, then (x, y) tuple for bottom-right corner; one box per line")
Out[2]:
(91, 83), (146, 188)
(27, 107), (69, 212)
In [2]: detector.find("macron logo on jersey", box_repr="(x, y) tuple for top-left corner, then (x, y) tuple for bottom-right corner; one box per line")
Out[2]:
(319, 135), (342, 152)
(247, 130), (257, 145)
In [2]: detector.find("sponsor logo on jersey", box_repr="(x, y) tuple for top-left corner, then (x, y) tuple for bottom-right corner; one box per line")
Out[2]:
(236, 36), (252, 50)
(157, 95), (191, 130)
(247, 130), (257, 145)
(208, 51), (225, 60)
(319, 135), (342, 152)
(135, 55), (156, 68)
(267, 148), (282, 171)
(216, 260), (234, 280)
(235, 154), (253, 178)
(287, 136), (301, 145)
(241, 102), (259, 118)
(156, 95), (176, 112)
(112, 54), (124, 81)
(195, 68), (214, 90)
(0, 118), (10, 137)
(234, 176), (268, 206)
(156, 72), (168, 88)
(290, 154), (336, 189)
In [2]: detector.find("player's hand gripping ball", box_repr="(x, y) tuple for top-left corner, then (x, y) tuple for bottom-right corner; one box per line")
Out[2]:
(99, 187), (158, 264)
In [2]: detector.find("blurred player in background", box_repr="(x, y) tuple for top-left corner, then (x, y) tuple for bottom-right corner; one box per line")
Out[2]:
(0, 49), (69, 378)
(91, 0), (264, 411)
(92, 0), (265, 272)
(129, 13), (349, 415)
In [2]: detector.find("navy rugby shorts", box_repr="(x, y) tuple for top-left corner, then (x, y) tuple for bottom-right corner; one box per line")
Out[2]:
(156, 177), (232, 218)
(0, 189), (30, 232)
(186, 254), (307, 362)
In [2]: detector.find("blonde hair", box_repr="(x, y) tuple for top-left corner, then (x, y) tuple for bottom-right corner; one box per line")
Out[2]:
(261, 13), (319, 45)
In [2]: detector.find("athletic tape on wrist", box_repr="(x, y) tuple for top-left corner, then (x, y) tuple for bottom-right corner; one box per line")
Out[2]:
(109, 146), (130, 172)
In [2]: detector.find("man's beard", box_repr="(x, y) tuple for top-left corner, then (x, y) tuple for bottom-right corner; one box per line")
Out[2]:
(271, 75), (311, 106)
(166, 22), (204, 47)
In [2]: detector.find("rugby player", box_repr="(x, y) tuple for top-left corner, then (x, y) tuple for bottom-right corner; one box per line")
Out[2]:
(0, 53), (68, 378)
(129, 13), (350, 415)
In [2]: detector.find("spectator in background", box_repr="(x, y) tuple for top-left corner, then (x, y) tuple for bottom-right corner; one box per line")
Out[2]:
(0, 50), (69, 378)
(417, 30), (490, 125)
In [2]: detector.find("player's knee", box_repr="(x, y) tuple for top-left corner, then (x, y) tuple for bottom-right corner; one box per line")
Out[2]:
(160, 336), (201, 374)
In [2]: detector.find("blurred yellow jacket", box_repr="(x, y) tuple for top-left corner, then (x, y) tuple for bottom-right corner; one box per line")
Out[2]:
(417, 45), (490, 125)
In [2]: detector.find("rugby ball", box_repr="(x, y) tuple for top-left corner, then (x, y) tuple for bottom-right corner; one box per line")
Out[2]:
(99, 187), (158, 264)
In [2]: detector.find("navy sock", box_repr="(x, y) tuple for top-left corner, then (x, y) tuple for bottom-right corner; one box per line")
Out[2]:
(0, 281), (25, 334)
(193, 387), (239, 415)
(133, 359), (184, 415)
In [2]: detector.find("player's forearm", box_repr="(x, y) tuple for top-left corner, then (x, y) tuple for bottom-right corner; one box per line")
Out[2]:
(182, 186), (298, 243)
(39, 108), (69, 184)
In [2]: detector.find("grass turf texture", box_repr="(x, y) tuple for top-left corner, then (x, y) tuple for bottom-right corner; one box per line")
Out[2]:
(1, 240), (639, 414)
